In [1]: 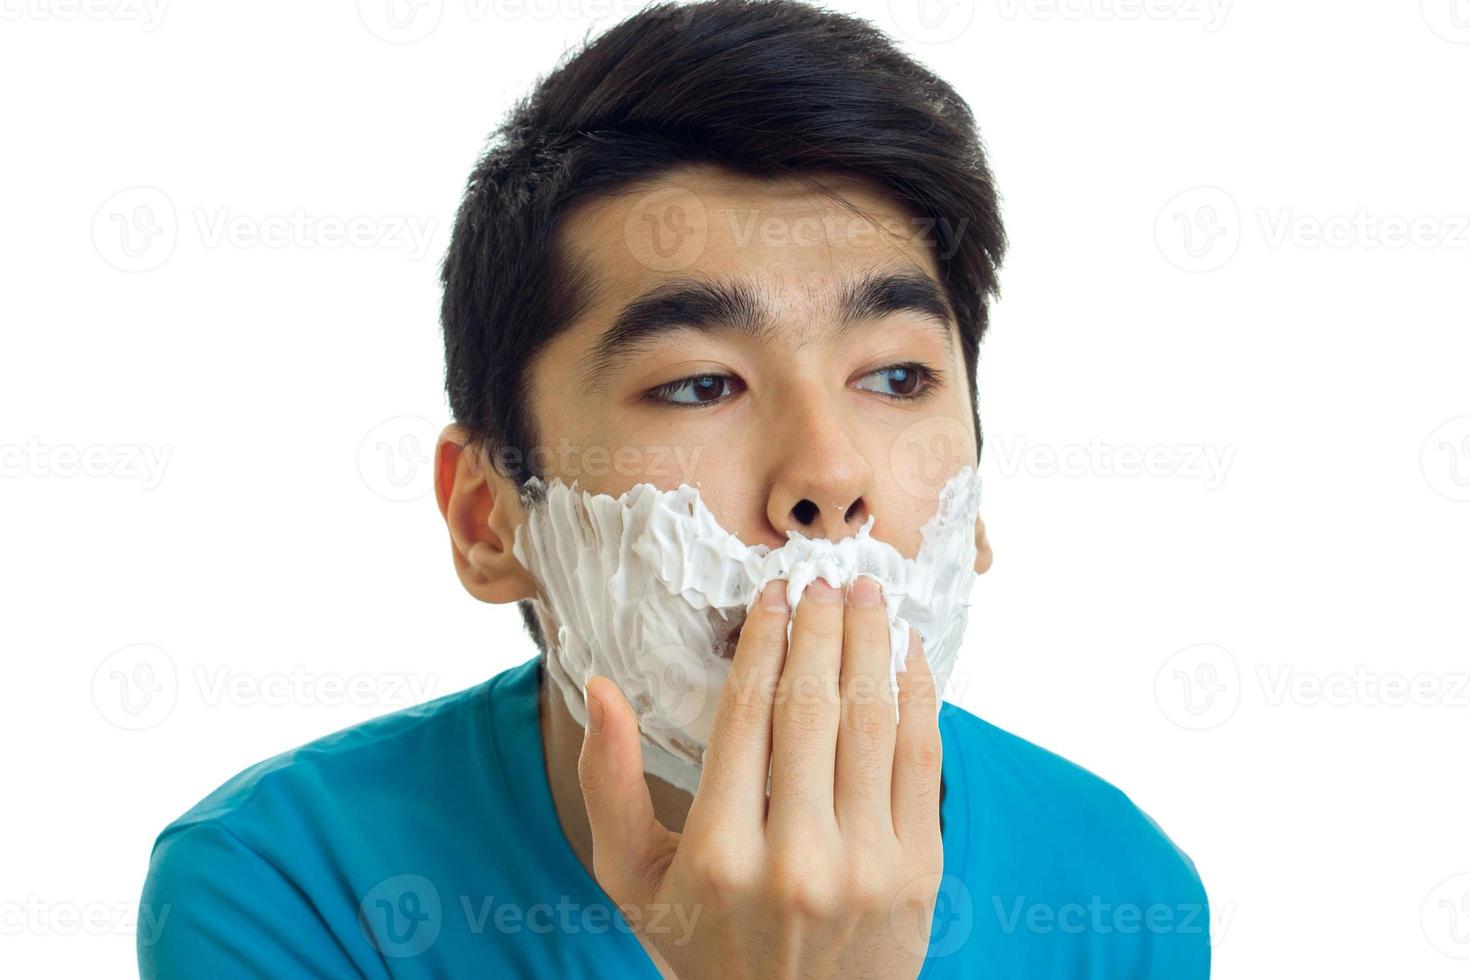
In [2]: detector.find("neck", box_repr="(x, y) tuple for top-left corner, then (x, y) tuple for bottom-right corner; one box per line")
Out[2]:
(538, 663), (694, 877)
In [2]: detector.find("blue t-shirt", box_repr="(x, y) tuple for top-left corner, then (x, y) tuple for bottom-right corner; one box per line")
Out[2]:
(138, 656), (1211, 978)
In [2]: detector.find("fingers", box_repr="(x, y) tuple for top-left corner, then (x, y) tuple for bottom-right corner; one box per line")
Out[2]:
(578, 676), (676, 904)
(690, 579), (791, 829)
(834, 575), (898, 836)
(890, 629), (944, 850)
(767, 576), (845, 839)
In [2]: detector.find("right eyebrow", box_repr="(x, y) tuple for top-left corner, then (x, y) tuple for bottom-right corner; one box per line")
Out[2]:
(575, 277), (776, 394)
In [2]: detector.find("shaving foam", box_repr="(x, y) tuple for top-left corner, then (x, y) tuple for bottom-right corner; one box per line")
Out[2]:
(510, 467), (983, 795)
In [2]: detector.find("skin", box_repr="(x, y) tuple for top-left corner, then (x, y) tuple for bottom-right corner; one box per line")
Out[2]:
(435, 163), (994, 978)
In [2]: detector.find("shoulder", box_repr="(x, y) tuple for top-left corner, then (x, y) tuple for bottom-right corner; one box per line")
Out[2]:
(138, 666), (535, 976)
(940, 702), (1201, 874)
(157, 669), (511, 840)
(937, 703), (1211, 975)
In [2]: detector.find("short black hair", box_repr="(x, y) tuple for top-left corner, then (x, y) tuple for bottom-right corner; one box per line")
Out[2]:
(439, 0), (1007, 652)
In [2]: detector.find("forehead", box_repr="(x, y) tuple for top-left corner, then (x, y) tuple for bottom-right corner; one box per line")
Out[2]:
(555, 163), (946, 339)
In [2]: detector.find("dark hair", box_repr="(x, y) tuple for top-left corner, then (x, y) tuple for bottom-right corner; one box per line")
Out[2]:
(440, 0), (1006, 654)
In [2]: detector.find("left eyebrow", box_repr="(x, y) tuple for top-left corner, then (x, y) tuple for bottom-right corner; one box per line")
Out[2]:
(577, 267), (957, 393)
(836, 267), (958, 352)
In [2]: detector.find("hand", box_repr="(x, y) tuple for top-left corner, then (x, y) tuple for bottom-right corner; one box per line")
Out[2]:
(577, 574), (944, 979)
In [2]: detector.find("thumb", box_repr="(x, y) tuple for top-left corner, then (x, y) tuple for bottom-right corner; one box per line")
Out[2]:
(577, 675), (674, 904)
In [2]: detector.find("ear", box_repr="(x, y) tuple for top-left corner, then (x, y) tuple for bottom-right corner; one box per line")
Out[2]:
(434, 424), (538, 604)
(974, 514), (994, 574)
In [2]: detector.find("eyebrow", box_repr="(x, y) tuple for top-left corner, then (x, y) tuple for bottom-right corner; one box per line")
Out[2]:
(576, 267), (958, 393)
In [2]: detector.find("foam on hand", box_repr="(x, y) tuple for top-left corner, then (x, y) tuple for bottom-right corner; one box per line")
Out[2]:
(510, 467), (984, 796)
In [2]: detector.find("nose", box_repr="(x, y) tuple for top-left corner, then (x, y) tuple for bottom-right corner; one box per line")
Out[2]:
(765, 392), (874, 543)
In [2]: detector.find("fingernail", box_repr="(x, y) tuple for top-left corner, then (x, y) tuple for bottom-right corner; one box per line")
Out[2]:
(847, 575), (882, 607)
(760, 579), (790, 613)
(585, 685), (604, 733)
(805, 577), (842, 603)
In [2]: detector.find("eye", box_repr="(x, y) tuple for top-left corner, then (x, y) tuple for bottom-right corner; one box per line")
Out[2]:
(854, 363), (940, 400)
(646, 373), (744, 407)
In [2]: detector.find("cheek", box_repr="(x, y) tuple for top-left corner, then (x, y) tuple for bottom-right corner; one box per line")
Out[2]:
(522, 428), (705, 497)
(844, 388), (976, 541)
(525, 401), (727, 503)
(585, 444), (690, 490)
(874, 463), (975, 559)
(884, 414), (976, 485)
(881, 507), (928, 560)
(690, 484), (779, 549)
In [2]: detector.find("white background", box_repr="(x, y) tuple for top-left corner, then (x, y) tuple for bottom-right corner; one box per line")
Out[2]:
(2, 0), (1468, 976)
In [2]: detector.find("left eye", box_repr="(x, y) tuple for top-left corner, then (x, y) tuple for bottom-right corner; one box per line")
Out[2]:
(855, 364), (929, 399)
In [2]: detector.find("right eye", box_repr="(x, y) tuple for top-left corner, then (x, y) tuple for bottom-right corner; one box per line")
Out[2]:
(645, 373), (743, 407)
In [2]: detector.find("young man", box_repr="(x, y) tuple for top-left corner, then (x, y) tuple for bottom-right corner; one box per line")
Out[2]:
(139, 2), (1210, 976)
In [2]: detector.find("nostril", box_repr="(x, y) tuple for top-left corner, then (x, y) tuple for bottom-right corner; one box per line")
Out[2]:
(792, 499), (817, 525)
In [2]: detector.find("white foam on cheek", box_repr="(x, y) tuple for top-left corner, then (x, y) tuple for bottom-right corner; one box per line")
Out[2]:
(510, 466), (983, 796)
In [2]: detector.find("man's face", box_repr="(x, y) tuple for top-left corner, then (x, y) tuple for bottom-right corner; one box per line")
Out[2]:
(521, 163), (980, 561)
